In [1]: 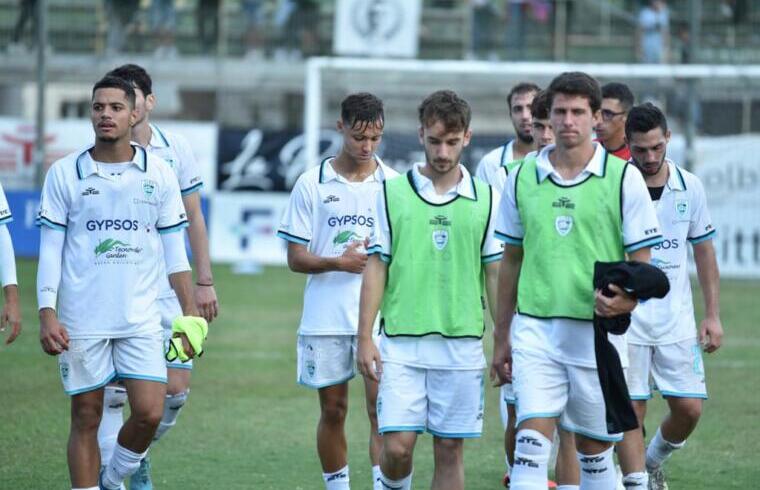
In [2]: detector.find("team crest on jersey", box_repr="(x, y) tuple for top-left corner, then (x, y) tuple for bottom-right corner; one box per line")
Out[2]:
(675, 199), (689, 218)
(432, 230), (449, 250)
(142, 180), (157, 198)
(555, 216), (573, 236)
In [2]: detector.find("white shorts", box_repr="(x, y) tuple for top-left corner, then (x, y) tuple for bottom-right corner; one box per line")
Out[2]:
(512, 348), (623, 442)
(377, 362), (484, 439)
(159, 296), (192, 370)
(499, 383), (516, 428)
(627, 339), (707, 400)
(58, 331), (167, 396)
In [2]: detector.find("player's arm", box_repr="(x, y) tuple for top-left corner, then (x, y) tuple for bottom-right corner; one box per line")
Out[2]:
(37, 226), (69, 355)
(182, 191), (218, 322)
(286, 241), (368, 275)
(162, 216), (199, 358)
(595, 247), (651, 317)
(693, 237), (722, 353)
(356, 254), (386, 382)
(491, 244), (522, 386)
(0, 224), (20, 344)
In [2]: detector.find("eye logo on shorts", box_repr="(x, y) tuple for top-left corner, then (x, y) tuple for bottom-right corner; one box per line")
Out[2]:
(306, 361), (316, 378)
(555, 216), (573, 236)
(60, 362), (70, 380)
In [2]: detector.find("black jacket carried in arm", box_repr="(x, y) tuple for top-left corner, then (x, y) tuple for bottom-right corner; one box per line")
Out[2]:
(593, 261), (670, 434)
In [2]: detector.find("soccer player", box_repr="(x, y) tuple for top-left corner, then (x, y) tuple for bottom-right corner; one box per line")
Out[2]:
(0, 181), (20, 346)
(491, 72), (663, 490)
(476, 82), (540, 191)
(37, 76), (199, 490)
(616, 103), (722, 490)
(595, 82), (635, 161)
(357, 90), (502, 490)
(96, 63), (218, 489)
(277, 93), (396, 490)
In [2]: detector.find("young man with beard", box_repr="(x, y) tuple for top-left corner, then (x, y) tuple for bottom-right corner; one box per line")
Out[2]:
(616, 103), (722, 490)
(491, 72), (662, 490)
(595, 82), (635, 161)
(277, 93), (396, 490)
(95, 64), (218, 490)
(357, 90), (502, 490)
(476, 82), (540, 191)
(37, 76), (199, 490)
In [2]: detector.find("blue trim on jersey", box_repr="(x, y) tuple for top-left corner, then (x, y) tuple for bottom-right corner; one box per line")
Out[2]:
(37, 216), (67, 231)
(499, 140), (512, 166)
(482, 252), (503, 264)
(379, 253), (392, 263)
(180, 182), (204, 196)
(688, 229), (716, 244)
(151, 124), (171, 147)
(503, 397), (517, 405)
(427, 428), (482, 439)
(157, 220), (189, 234)
(276, 230), (310, 245)
(659, 390), (708, 399)
(624, 235), (664, 253)
(64, 371), (118, 396)
(630, 394), (653, 401)
(378, 425), (426, 434)
(559, 422), (624, 442)
(495, 230), (523, 246)
(117, 373), (168, 384)
(298, 372), (355, 390)
(0, 215), (13, 225)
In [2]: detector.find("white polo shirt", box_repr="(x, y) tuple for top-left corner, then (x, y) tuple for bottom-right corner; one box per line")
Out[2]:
(629, 160), (715, 346)
(37, 144), (189, 339)
(146, 124), (204, 299)
(0, 182), (12, 227)
(495, 143), (663, 368)
(476, 139), (515, 193)
(277, 157), (398, 336)
(371, 163), (503, 370)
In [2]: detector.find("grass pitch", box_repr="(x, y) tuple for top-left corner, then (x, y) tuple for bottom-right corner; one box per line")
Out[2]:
(0, 259), (758, 488)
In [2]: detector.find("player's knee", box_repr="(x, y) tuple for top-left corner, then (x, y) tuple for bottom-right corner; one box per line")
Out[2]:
(321, 398), (348, 425)
(673, 399), (702, 423)
(71, 401), (103, 432)
(383, 437), (414, 465)
(132, 401), (165, 431)
(433, 437), (462, 464)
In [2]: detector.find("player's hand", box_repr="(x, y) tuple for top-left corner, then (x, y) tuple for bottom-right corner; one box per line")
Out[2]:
(39, 309), (69, 355)
(699, 317), (723, 354)
(490, 338), (512, 387)
(594, 284), (637, 317)
(337, 241), (369, 274)
(357, 336), (382, 383)
(194, 284), (219, 323)
(178, 332), (195, 358)
(1, 287), (21, 345)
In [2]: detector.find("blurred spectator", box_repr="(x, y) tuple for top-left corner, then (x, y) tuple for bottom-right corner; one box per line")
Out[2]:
(103, 0), (140, 55)
(274, 0), (319, 60)
(243, 0), (267, 60)
(151, 0), (177, 58)
(198, 0), (220, 54)
(636, 0), (669, 63)
(8, 0), (37, 53)
(469, 0), (497, 60)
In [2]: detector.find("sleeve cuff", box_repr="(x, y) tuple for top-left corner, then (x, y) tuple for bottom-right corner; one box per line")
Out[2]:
(494, 230), (523, 246)
(688, 229), (717, 244)
(180, 182), (204, 196)
(157, 220), (189, 234)
(276, 230), (310, 245)
(36, 216), (67, 231)
(481, 252), (503, 264)
(624, 235), (664, 253)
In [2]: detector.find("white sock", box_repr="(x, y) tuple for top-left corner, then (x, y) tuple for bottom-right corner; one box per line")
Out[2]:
(379, 469), (412, 490)
(153, 390), (189, 441)
(372, 465), (383, 490)
(557, 486), (580, 490)
(578, 446), (617, 490)
(73, 487), (100, 490)
(646, 427), (685, 470)
(323, 465), (349, 490)
(510, 429), (552, 489)
(97, 386), (126, 465)
(102, 443), (146, 489)
(622, 471), (649, 489)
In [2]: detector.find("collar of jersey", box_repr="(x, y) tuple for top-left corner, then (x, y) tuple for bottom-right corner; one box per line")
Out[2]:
(148, 123), (170, 149)
(319, 155), (389, 184)
(664, 159), (687, 192)
(411, 162), (477, 201)
(75, 143), (147, 179)
(534, 142), (606, 183)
